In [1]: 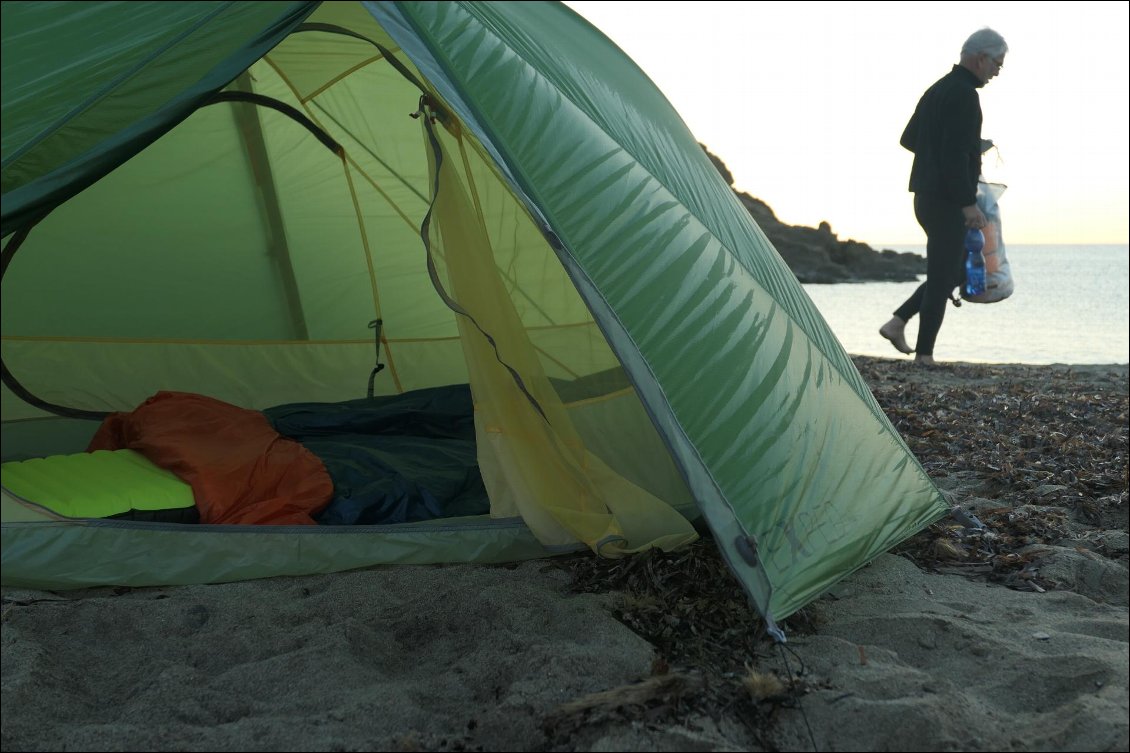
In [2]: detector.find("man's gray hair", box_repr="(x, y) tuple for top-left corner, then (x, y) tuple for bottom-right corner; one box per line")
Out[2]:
(961, 28), (1008, 58)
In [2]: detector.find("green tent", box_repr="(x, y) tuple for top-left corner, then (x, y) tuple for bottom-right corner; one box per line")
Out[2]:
(0, 0), (948, 637)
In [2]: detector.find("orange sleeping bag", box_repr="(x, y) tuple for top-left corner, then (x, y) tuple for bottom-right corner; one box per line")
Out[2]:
(89, 391), (333, 525)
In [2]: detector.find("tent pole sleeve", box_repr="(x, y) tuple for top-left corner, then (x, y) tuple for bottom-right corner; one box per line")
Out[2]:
(231, 72), (309, 341)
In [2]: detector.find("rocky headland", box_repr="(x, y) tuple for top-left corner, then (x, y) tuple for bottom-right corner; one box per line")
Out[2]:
(704, 145), (926, 284)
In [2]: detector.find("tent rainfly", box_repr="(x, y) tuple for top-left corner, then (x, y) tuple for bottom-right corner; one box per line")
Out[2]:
(0, 1), (950, 640)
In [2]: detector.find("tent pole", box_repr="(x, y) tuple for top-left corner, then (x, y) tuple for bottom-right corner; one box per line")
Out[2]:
(232, 72), (309, 340)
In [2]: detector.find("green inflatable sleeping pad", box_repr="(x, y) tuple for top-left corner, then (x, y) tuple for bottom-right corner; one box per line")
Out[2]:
(1, 449), (199, 523)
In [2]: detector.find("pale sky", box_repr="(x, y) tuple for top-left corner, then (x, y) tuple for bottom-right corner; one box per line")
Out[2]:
(564, 1), (1129, 247)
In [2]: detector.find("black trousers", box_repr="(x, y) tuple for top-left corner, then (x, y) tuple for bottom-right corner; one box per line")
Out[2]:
(893, 193), (966, 357)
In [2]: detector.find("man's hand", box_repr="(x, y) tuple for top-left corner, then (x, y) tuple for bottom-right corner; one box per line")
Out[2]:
(962, 204), (988, 229)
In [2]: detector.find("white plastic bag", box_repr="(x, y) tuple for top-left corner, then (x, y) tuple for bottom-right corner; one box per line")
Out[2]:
(962, 181), (1013, 303)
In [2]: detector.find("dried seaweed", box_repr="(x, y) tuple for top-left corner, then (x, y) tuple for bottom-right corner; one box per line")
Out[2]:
(857, 357), (1130, 584)
(553, 538), (795, 743)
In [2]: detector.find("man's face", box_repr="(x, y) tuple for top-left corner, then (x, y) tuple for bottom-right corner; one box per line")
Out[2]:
(980, 52), (1005, 83)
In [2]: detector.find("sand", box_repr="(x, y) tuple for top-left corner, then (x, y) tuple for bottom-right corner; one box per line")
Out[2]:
(2, 358), (1127, 752)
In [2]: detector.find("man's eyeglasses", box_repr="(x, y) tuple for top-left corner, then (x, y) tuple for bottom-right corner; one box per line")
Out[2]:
(988, 55), (1005, 68)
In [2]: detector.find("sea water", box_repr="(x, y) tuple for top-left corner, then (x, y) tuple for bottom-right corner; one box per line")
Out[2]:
(801, 244), (1129, 365)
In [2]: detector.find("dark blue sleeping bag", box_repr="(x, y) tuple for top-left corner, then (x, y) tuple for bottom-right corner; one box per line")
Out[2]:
(263, 385), (488, 525)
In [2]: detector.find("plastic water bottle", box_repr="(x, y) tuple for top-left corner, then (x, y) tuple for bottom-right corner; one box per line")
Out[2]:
(964, 228), (986, 297)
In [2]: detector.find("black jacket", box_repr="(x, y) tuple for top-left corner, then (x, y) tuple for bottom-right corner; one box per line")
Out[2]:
(900, 65), (983, 208)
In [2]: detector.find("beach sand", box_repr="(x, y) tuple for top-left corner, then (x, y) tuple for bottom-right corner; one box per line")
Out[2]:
(2, 357), (1127, 752)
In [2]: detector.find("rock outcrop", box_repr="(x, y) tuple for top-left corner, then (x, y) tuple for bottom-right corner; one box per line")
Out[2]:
(703, 145), (925, 284)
